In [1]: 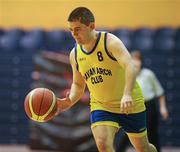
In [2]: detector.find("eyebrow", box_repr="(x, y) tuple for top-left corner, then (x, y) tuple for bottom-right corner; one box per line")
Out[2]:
(69, 27), (81, 31)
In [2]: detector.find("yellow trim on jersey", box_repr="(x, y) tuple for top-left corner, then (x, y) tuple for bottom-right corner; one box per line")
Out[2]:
(29, 89), (56, 122)
(91, 121), (119, 129)
(127, 130), (147, 137)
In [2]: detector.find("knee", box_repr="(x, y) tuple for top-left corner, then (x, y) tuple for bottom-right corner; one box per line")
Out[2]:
(135, 144), (147, 152)
(96, 137), (114, 152)
(137, 144), (157, 152)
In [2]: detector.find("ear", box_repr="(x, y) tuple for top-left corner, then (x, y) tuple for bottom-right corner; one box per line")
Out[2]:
(89, 23), (95, 30)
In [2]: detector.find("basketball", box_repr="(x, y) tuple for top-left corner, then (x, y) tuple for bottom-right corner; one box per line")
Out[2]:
(24, 88), (57, 122)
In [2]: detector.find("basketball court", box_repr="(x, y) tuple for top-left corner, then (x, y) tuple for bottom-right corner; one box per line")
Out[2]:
(0, 145), (179, 152)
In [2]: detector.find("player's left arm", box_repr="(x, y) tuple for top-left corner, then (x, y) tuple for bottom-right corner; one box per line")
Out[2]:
(106, 33), (137, 113)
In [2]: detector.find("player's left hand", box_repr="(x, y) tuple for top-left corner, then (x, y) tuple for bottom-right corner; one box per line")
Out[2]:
(120, 94), (134, 114)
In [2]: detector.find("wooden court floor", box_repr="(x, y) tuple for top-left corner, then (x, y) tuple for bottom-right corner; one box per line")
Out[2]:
(0, 145), (179, 152)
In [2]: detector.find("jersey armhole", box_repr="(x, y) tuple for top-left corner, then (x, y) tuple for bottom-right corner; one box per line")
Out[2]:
(104, 32), (117, 61)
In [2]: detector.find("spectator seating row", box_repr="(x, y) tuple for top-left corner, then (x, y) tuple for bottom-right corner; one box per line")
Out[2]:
(0, 27), (180, 52)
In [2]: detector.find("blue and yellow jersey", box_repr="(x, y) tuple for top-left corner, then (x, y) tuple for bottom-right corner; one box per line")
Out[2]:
(75, 32), (145, 114)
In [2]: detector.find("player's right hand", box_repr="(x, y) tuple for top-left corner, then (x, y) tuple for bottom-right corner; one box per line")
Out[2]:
(56, 92), (72, 114)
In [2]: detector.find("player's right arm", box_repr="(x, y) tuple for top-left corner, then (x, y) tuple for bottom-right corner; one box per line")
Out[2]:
(56, 48), (86, 113)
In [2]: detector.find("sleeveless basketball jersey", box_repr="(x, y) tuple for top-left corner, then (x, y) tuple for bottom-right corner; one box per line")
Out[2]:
(75, 32), (145, 114)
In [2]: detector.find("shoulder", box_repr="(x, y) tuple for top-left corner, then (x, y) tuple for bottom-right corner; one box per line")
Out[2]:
(105, 32), (128, 56)
(106, 32), (123, 48)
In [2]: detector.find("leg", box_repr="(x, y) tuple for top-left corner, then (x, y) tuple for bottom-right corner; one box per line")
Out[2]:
(127, 132), (157, 152)
(91, 125), (117, 152)
(115, 130), (129, 152)
(145, 99), (160, 152)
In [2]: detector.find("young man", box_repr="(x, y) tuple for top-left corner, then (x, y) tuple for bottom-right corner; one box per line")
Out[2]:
(56, 7), (157, 152)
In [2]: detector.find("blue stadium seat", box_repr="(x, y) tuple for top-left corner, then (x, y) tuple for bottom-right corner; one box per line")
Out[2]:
(20, 28), (45, 50)
(175, 28), (180, 41)
(131, 28), (154, 52)
(45, 29), (66, 51)
(20, 35), (44, 50)
(0, 28), (24, 51)
(0, 28), (5, 36)
(155, 27), (176, 38)
(45, 29), (75, 51)
(27, 28), (45, 36)
(5, 28), (25, 37)
(0, 28), (25, 51)
(131, 36), (153, 51)
(133, 28), (154, 37)
(62, 31), (75, 51)
(154, 37), (175, 51)
(112, 28), (131, 37)
(175, 37), (180, 51)
(175, 28), (180, 51)
(119, 36), (132, 50)
(0, 35), (20, 51)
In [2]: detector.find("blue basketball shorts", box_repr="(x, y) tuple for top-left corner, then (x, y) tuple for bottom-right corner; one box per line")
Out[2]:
(90, 110), (147, 137)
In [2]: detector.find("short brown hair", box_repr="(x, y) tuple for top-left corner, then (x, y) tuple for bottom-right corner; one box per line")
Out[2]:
(68, 7), (95, 26)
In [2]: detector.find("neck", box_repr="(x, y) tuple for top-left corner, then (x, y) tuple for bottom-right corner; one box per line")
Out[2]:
(82, 30), (99, 52)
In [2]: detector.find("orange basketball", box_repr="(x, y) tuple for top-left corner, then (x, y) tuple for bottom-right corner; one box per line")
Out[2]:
(24, 88), (57, 122)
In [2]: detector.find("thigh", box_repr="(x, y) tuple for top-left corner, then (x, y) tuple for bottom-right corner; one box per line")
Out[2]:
(91, 125), (117, 144)
(90, 110), (119, 149)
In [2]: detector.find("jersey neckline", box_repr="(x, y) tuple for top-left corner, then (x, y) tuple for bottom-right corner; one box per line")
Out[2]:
(80, 32), (101, 55)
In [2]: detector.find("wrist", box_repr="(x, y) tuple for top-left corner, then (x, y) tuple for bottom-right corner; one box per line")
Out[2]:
(123, 93), (132, 97)
(123, 88), (132, 96)
(55, 107), (61, 116)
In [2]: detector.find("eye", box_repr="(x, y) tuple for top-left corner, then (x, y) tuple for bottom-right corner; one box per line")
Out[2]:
(75, 28), (81, 32)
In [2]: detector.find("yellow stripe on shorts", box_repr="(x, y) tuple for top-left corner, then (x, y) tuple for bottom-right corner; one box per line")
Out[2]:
(91, 121), (119, 129)
(127, 130), (147, 137)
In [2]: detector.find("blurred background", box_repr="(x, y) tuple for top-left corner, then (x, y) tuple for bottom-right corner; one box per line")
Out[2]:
(0, 0), (180, 152)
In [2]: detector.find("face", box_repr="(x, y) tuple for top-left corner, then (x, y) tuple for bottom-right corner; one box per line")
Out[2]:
(68, 21), (94, 45)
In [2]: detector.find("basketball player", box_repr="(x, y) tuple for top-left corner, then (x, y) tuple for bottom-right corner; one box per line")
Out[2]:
(56, 7), (157, 152)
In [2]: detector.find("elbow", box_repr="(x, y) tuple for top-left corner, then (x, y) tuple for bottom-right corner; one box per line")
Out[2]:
(74, 82), (85, 92)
